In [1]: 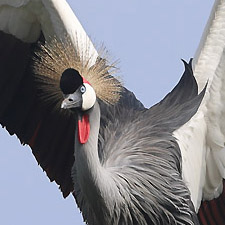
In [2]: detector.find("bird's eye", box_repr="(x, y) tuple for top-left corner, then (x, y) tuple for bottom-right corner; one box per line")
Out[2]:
(80, 85), (86, 93)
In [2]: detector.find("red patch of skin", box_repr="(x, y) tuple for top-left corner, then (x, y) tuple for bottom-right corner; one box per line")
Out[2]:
(77, 77), (91, 144)
(82, 77), (91, 85)
(78, 114), (90, 144)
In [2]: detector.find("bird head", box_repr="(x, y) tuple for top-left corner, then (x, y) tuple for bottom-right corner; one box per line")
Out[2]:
(60, 68), (96, 111)
(32, 36), (122, 113)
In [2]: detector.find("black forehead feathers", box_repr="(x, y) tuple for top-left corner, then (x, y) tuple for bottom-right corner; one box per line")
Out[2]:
(60, 68), (83, 94)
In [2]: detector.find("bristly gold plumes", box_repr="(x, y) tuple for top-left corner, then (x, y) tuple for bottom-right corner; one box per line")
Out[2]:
(32, 35), (122, 111)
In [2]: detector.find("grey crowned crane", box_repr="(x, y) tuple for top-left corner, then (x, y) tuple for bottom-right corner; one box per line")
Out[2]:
(0, 0), (224, 224)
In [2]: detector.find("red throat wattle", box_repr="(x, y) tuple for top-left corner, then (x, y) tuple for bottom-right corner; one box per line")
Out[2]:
(78, 114), (90, 144)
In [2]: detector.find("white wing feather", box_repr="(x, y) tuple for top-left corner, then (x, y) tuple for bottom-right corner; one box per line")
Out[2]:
(174, 0), (225, 211)
(0, 0), (98, 60)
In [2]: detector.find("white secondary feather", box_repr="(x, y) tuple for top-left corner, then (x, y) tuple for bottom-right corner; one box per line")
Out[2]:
(174, 0), (225, 211)
(0, 0), (98, 62)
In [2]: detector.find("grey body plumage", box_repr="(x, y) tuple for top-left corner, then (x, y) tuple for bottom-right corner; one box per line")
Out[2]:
(71, 60), (205, 225)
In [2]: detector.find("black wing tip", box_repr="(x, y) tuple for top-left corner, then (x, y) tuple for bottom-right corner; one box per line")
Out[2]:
(147, 58), (205, 132)
(181, 58), (194, 74)
(189, 58), (193, 65)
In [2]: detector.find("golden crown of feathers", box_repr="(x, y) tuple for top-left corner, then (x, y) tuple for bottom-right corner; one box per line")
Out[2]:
(32, 35), (122, 111)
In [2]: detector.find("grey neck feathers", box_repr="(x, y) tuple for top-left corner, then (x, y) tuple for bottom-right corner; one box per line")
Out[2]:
(73, 102), (119, 225)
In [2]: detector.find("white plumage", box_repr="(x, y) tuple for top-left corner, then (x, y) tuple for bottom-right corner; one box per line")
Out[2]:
(0, 0), (98, 59)
(174, 0), (225, 210)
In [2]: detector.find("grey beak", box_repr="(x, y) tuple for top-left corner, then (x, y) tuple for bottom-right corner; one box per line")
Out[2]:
(61, 92), (82, 109)
(61, 99), (73, 109)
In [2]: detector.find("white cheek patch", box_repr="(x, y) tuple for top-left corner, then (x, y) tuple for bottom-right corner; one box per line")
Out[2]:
(82, 83), (96, 111)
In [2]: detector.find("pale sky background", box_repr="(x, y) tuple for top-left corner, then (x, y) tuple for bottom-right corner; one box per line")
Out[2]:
(0, 1), (214, 224)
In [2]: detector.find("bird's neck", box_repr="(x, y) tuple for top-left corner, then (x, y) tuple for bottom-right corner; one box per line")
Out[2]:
(73, 102), (117, 224)
(75, 102), (102, 185)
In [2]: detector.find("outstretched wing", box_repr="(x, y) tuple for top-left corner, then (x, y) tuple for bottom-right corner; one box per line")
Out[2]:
(0, 0), (98, 198)
(0, 0), (141, 200)
(173, 0), (225, 221)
